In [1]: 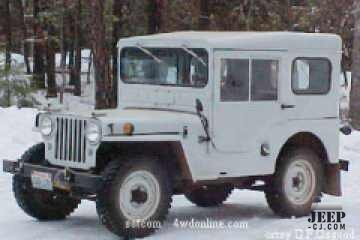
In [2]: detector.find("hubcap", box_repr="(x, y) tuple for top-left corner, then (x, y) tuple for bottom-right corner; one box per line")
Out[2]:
(284, 159), (316, 205)
(119, 170), (161, 221)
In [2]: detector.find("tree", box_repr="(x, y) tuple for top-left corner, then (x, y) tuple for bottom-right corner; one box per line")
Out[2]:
(199, 0), (210, 30)
(196, 0), (291, 31)
(14, 0), (31, 74)
(4, 0), (11, 66)
(350, 2), (360, 129)
(163, 0), (198, 31)
(112, 0), (125, 103)
(89, 0), (113, 109)
(33, 0), (46, 89)
(44, 10), (57, 98)
(74, 0), (82, 96)
(147, 0), (165, 34)
(3, 0), (12, 107)
(69, 15), (75, 85)
(310, 0), (354, 68)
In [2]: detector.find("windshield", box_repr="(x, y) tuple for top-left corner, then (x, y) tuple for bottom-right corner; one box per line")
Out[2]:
(120, 47), (208, 88)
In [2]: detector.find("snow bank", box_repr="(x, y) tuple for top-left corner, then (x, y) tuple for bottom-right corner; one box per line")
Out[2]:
(0, 107), (41, 160)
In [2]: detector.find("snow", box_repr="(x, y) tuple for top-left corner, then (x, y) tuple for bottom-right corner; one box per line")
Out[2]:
(0, 53), (26, 66)
(0, 107), (359, 240)
(55, 49), (92, 73)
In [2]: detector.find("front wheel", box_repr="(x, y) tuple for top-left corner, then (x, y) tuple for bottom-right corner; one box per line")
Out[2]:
(13, 143), (80, 220)
(265, 148), (323, 217)
(96, 159), (173, 239)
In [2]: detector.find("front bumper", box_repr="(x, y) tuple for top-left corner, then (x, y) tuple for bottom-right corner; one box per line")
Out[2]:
(3, 160), (103, 194)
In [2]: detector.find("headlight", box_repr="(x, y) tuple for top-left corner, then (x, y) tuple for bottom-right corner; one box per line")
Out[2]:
(40, 116), (53, 136)
(85, 121), (101, 144)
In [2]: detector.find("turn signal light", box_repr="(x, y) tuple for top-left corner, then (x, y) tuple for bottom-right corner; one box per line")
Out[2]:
(123, 123), (134, 136)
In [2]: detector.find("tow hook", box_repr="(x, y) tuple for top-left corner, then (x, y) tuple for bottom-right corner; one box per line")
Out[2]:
(64, 168), (73, 182)
(53, 168), (72, 191)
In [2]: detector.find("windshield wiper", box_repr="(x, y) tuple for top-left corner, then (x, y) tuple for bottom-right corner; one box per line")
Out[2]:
(135, 43), (163, 64)
(181, 45), (207, 67)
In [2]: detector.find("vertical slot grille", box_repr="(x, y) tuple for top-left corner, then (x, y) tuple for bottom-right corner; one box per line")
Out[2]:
(55, 117), (87, 163)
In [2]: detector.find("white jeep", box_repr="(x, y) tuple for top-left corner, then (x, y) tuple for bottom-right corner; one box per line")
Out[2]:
(3, 32), (350, 238)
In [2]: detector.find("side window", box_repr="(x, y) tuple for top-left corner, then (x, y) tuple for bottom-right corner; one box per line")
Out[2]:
(220, 59), (249, 101)
(292, 58), (331, 94)
(251, 60), (279, 101)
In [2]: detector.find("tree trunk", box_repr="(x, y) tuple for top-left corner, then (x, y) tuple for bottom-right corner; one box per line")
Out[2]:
(147, 0), (164, 34)
(147, 0), (157, 34)
(350, 3), (360, 129)
(199, 0), (210, 30)
(14, 0), (31, 74)
(61, 41), (68, 68)
(33, 0), (46, 88)
(287, 0), (295, 30)
(69, 18), (75, 86)
(59, 0), (67, 104)
(74, 0), (82, 96)
(112, 0), (124, 104)
(4, 0), (12, 107)
(87, 49), (93, 85)
(46, 36), (57, 98)
(90, 0), (113, 109)
(4, 0), (12, 67)
(45, 12), (57, 98)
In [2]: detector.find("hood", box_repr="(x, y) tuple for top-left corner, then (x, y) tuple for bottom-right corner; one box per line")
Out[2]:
(95, 109), (200, 136)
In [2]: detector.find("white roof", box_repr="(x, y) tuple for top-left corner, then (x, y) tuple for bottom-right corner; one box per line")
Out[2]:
(118, 31), (342, 51)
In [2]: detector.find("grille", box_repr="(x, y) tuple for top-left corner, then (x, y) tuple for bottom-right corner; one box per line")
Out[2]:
(54, 117), (87, 163)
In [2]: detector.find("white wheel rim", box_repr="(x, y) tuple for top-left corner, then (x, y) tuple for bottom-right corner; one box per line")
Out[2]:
(119, 170), (161, 221)
(283, 159), (316, 205)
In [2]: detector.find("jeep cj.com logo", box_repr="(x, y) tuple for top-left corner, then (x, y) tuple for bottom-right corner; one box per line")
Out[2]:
(308, 210), (346, 231)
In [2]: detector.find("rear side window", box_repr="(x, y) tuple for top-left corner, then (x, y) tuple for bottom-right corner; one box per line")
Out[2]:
(292, 58), (331, 94)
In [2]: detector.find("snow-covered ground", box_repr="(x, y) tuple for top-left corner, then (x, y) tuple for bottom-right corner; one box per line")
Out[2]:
(0, 107), (359, 240)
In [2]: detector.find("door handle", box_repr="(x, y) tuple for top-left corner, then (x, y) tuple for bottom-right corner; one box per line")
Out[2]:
(281, 104), (295, 110)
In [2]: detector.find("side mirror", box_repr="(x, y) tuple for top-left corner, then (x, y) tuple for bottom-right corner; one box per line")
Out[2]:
(340, 126), (352, 136)
(196, 99), (203, 113)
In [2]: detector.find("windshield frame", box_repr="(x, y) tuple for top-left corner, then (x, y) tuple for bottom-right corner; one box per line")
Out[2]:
(119, 47), (209, 88)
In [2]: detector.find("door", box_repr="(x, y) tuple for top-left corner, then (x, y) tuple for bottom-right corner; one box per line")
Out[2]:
(213, 51), (284, 154)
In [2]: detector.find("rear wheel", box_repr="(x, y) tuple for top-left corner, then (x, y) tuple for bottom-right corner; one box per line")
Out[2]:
(265, 148), (323, 217)
(185, 185), (233, 207)
(13, 143), (80, 220)
(96, 159), (172, 238)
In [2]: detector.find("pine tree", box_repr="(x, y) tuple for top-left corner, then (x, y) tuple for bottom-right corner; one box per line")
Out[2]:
(89, 0), (113, 109)
(74, 0), (82, 96)
(112, 0), (125, 103)
(14, 0), (31, 74)
(350, 2), (360, 129)
(4, 0), (11, 67)
(33, 0), (46, 89)
(199, 0), (210, 30)
(147, 0), (165, 34)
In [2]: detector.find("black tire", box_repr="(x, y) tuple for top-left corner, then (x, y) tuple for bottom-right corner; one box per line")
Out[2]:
(96, 159), (173, 239)
(13, 143), (80, 220)
(185, 185), (233, 207)
(265, 148), (323, 218)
